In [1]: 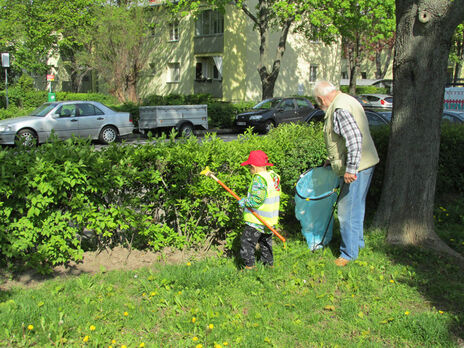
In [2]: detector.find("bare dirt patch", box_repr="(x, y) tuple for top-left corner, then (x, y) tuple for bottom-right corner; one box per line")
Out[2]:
(0, 246), (220, 291)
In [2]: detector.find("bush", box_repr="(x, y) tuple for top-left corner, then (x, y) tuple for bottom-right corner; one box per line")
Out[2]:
(0, 124), (326, 272)
(340, 85), (389, 95)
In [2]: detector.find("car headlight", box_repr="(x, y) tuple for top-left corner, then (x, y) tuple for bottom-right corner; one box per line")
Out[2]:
(249, 115), (262, 120)
(0, 125), (12, 132)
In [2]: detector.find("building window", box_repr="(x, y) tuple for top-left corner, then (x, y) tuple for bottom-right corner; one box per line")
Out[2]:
(310, 65), (318, 82)
(195, 57), (222, 82)
(195, 10), (224, 36)
(361, 72), (367, 79)
(168, 63), (180, 83)
(169, 21), (179, 41)
(341, 71), (348, 79)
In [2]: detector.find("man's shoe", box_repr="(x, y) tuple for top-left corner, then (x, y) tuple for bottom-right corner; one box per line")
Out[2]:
(334, 257), (350, 267)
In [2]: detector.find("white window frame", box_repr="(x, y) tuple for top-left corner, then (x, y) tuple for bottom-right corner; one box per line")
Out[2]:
(167, 63), (180, 83)
(169, 20), (179, 41)
(310, 65), (318, 82)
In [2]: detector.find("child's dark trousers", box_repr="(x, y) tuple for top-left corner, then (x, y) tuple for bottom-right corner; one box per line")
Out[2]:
(240, 225), (273, 267)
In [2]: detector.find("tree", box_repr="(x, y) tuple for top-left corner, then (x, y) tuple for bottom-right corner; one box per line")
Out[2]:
(171, 0), (323, 100)
(450, 24), (464, 84)
(78, 0), (155, 102)
(322, 0), (395, 94)
(374, 0), (464, 259)
(372, 35), (395, 80)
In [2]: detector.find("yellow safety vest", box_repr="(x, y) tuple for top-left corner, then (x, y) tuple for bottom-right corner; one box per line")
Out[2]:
(243, 171), (281, 226)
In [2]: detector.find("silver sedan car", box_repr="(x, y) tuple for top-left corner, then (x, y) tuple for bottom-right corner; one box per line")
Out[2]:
(0, 101), (134, 146)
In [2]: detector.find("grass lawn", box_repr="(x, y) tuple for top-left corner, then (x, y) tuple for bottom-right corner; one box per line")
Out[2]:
(1, 224), (463, 348)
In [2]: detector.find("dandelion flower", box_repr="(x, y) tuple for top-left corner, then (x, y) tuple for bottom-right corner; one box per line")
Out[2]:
(192, 317), (196, 323)
(121, 345), (127, 348)
(192, 337), (199, 341)
(27, 325), (34, 331)
(214, 344), (222, 348)
(389, 279), (395, 283)
(196, 344), (203, 348)
(123, 311), (129, 316)
(83, 336), (89, 342)
(178, 291), (182, 295)
(439, 310), (444, 314)
(208, 323), (214, 329)
(223, 343), (229, 346)
(187, 262), (191, 266)
(140, 343), (145, 347)
(150, 291), (157, 297)
(90, 325), (96, 331)
(111, 339), (116, 344)
(404, 311), (410, 315)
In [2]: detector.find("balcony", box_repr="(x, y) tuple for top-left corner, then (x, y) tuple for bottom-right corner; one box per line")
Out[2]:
(194, 79), (222, 98)
(194, 35), (224, 55)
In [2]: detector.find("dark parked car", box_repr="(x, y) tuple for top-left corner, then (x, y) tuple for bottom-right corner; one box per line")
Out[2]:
(235, 97), (314, 133)
(304, 108), (390, 128)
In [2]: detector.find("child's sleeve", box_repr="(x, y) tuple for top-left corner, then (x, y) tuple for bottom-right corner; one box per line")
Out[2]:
(241, 175), (267, 209)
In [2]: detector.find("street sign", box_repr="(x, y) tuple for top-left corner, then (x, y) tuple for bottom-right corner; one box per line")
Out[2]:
(47, 74), (55, 81)
(1, 53), (9, 68)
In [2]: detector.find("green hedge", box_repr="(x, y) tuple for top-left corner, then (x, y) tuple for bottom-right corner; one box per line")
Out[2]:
(1, 122), (463, 272)
(0, 124), (326, 272)
(340, 85), (389, 95)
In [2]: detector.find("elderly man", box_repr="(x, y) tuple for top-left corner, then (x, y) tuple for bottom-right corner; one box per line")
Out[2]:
(313, 80), (379, 266)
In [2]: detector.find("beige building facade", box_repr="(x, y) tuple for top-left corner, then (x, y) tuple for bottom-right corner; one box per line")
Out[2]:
(139, 3), (342, 102)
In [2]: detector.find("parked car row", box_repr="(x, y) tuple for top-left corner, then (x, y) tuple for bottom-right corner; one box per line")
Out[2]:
(0, 101), (134, 146)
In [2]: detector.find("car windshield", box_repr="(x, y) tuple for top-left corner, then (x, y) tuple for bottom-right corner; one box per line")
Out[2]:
(384, 97), (393, 103)
(253, 98), (282, 109)
(29, 103), (58, 117)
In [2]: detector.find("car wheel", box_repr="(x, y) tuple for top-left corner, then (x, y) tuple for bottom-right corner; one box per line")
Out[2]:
(263, 120), (275, 134)
(99, 126), (118, 144)
(179, 123), (194, 137)
(15, 128), (38, 147)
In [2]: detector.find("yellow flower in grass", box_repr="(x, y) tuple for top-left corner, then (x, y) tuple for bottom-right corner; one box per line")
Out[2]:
(27, 325), (34, 331)
(223, 343), (229, 346)
(139, 343), (145, 347)
(214, 344), (222, 348)
(111, 339), (116, 344)
(404, 311), (410, 315)
(389, 279), (395, 283)
(192, 317), (197, 323)
(208, 323), (214, 329)
(121, 345), (127, 348)
(439, 310), (444, 314)
(123, 311), (129, 317)
(187, 262), (191, 266)
(150, 291), (157, 297)
(83, 335), (89, 342)
(192, 337), (199, 342)
(89, 325), (96, 331)
(196, 344), (203, 348)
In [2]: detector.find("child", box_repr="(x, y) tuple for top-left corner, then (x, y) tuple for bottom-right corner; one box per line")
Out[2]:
(238, 150), (281, 269)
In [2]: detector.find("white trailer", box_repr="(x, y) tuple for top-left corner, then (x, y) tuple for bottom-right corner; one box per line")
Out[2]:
(138, 104), (208, 136)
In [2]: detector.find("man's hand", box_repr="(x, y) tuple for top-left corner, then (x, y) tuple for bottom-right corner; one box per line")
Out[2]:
(344, 172), (357, 184)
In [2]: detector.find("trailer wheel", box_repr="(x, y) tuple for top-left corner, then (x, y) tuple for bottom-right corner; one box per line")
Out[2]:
(179, 123), (194, 137)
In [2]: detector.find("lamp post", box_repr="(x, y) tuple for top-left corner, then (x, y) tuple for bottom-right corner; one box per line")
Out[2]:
(1, 53), (9, 108)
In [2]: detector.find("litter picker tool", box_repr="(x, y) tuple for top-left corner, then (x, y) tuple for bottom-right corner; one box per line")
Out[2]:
(200, 166), (286, 244)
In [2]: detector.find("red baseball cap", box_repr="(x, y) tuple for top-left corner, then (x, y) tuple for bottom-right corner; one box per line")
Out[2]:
(241, 150), (274, 167)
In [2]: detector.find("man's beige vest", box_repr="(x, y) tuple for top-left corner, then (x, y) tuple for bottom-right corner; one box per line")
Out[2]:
(323, 92), (379, 176)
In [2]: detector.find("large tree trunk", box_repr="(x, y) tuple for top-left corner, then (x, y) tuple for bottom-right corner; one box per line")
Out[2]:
(374, 0), (464, 259)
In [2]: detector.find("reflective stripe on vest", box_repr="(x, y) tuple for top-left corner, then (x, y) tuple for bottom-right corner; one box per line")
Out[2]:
(243, 171), (281, 226)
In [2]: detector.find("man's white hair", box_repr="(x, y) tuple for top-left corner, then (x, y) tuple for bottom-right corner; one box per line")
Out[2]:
(313, 80), (337, 97)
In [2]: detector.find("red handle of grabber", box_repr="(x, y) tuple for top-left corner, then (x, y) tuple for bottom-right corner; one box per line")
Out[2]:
(210, 173), (286, 243)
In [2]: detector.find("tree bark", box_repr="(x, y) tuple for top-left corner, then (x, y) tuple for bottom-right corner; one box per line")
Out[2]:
(374, 0), (464, 259)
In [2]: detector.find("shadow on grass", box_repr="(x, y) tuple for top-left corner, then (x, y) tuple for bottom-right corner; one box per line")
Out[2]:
(370, 234), (464, 343)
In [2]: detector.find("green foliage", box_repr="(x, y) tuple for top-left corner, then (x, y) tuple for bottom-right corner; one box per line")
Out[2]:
(0, 228), (462, 346)
(340, 85), (389, 95)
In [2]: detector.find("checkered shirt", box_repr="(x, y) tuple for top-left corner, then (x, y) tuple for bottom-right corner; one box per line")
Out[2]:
(333, 108), (363, 174)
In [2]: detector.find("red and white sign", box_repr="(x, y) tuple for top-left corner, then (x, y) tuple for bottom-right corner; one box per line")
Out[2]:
(47, 74), (55, 81)
(444, 87), (464, 111)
